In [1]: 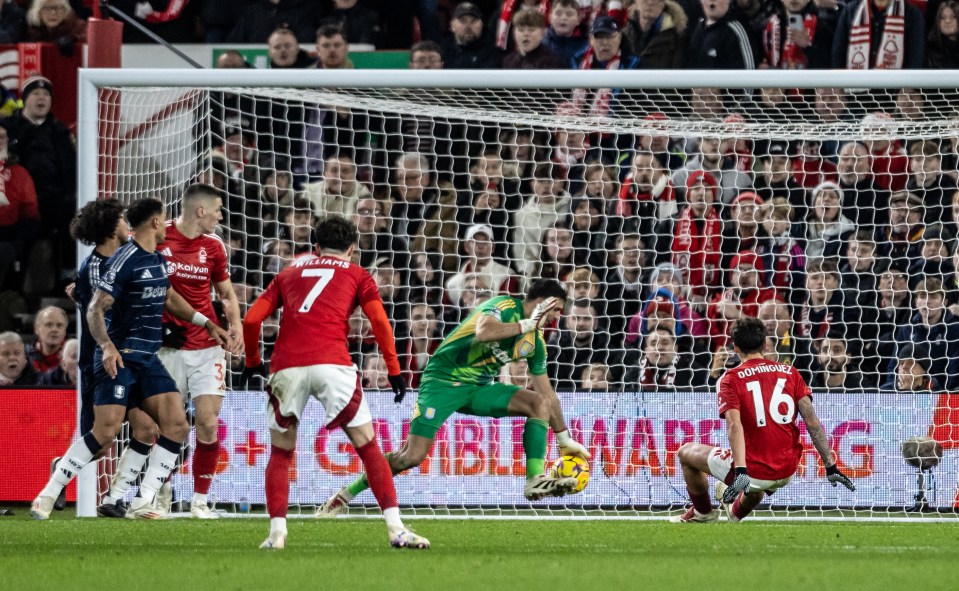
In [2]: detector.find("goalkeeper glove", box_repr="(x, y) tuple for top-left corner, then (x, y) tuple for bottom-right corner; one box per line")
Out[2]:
(518, 297), (562, 334)
(388, 374), (407, 404)
(556, 429), (591, 459)
(240, 362), (267, 390)
(722, 467), (751, 504)
(825, 464), (855, 491)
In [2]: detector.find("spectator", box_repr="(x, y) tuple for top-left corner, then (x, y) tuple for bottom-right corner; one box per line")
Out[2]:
(636, 112), (684, 171)
(361, 352), (390, 390)
(228, 0), (319, 43)
(878, 191), (924, 269)
(806, 181), (855, 262)
(580, 363), (613, 391)
(754, 140), (807, 219)
(1, 76), (76, 286)
(566, 266), (602, 301)
(321, 0), (382, 47)
(894, 87), (925, 121)
(548, 299), (617, 391)
(0, 331), (37, 386)
(503, 10), (566, 68)
(352, 197), (409, 271)
(412, 184), (460, 274)
(543, 0), (588, 64)
(443, 2), (502, 68)
(909, 222), (955, 288)
(455, 180), (511, 261)
(500, 127), (543, 198)
(0, 0), (25, 43)
(445, 224), (518, 306)
(792, 139), (838, 189)
(513, 163), (572, 274)
(889, 277), (959, 391)
(602, 232), (649, 345)
(617, 150), (677, 229)
(26, 0), (86, 48)
(667, 170), (723, 305)
(800, 258), (849, 356)
(550, 121), (592, 195)
(0, 124), (39, 291)
(25, 305), (67, 374)
(811, 329), (873, 389)
(813, 88), (852, 157)
(706, 251), (776, 351)
(761, 198), (805, 303)
(926, 0), (959, 68)
(216, 49), (252, 69)
(627, 262), (708, 347)
(301, 154), (371, 219)
(887, 343), (936, 391)
(525, 224), (577, 289)
(685, 0), (756, 68)
(409, 251), (446, 307)
(721, 192), (769, 274)
(832, 0), (925, 70)
(836, 141), (888, 230)
(371, 257), (408, 327)
(567, 196), (609, 269)
(623, 0), (687, 68)
(400, 301), (441, 388)
(760, 0), (835, 69)
(841, 230), (885, 382)
(861, 112), (909, 192)
(313, 25), (353, 69)
(389, 152), (439, 242)
(409, 40), (444, 69)
(38, 337), (77, 387)
(570, 16), (639, 117)
(671, 136), (751, 205)
(907, 140), (957, 225)
(347, 307), (376, 363)
(493, 0), (548, 50)
(623, 326), (706, 391)
(758, 297), (802, 371)
(267, 26), (314, 68)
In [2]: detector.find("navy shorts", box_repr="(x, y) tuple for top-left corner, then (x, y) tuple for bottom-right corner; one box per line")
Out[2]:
(94, 355), (178, 408)
(79, 365), (96, 433)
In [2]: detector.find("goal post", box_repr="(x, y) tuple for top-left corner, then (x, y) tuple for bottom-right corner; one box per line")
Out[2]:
(76, 68), (959, 520)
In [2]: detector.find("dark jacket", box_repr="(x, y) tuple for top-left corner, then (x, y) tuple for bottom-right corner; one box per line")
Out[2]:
(622, 350), (706, 391)
(227, 0), (320, 43)
(831, 0), (925, 69)
(889, 312), (959, 391)
(0, 0), (25, 44)
(1, 363), (38, 387)
(906, 174), (959, 226)
(926, 34), (959, 68)
(542, 29), (588, 64)
(442, 35), (503, 69)
(623, 0), (689, 68)
(686, 13), (757, 68)
(502, 43), (567, 69)
(38, 365), (74, 387)
(321, 4), (384, 47)
(547, 329), (619, 392)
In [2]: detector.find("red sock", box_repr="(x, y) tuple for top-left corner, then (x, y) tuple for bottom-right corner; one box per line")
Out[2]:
(731, 495), (751, 520)
(265, 446), (293, 519)
(193, 440), (219, 495)
(355, 439), (398, 511)
(688, 489), (712, 514)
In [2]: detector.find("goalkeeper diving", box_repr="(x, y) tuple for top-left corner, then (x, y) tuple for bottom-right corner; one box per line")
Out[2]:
(319, 278), (591, 515)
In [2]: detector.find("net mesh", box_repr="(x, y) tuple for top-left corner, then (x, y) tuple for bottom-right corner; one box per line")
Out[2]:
(88, 77), (959, 517)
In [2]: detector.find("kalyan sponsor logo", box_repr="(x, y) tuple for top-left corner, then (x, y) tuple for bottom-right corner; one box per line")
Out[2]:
(168, 260), (210, 276)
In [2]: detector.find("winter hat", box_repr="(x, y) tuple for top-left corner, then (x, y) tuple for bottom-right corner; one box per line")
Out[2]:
(21, 76), (52, 101)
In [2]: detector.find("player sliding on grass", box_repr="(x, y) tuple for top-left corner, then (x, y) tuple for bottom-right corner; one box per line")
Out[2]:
(242, 216), (427, 550)
(671, 316), (855, 523)
(319, 278), (591, 516)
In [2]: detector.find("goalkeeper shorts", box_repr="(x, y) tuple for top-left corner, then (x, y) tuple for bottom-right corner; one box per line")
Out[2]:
(409, 378), (520, 438)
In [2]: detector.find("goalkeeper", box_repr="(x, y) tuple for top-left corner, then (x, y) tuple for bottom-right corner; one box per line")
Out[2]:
(319, 279), (591, 514)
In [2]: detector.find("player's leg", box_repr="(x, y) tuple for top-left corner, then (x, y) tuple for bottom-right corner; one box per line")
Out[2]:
(670, 443), (720, 523)
(98, 408), (159, 518)
(715, 482), (765, 522)
(129, 383), (190, 519)
(186, 347), (227, 518)
(262, 423), (296, 550)
(51, 368), (97, 512)
(505, 387), (578, 500)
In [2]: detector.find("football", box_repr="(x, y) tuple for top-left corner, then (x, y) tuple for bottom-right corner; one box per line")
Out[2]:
(901, 436), (943, 470)
(550, 455), (590, 493)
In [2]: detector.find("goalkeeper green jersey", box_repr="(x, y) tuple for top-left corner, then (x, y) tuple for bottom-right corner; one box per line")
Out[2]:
(422, 296), (547, 386)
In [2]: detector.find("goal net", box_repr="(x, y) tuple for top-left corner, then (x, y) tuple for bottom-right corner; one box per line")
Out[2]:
(78, 69), (959, 519)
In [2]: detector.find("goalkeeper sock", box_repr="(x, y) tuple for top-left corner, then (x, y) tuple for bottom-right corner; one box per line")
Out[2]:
(344, 451), (397, 500)
(138, 436), (180, 504)
(41, 433), (101, 499)
(688, 489), (713, 514)
(523, 418), (549, 480)
(265, 445), (293, 519)
(192, 439), (220, 501)
(104, 437), (152, 503)
(355, 439), (402, 529)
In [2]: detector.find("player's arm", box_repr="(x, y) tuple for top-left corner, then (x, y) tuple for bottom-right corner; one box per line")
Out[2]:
(796, 396), (856, 491)
(475, 297), (561, 342)
(164, 287), (229, 348)
(214, 278), (244, 355)
(724, 408), (747, 471)
(87, 289), (122, 378)
(361, 298), (407, 403)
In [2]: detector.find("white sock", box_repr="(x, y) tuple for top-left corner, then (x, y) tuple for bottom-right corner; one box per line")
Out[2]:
(193, 492), (208, 505)
(41, 435), (100, 499)
(138, 438), (180, 504)
(270, 517), (287, 535)
(104, 444), (150, 503)
(383, 507), (404, 530)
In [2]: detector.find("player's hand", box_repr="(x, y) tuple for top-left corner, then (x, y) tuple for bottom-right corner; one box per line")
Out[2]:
(825, 464), (855, 491)
(227, 327), (244, 356)
(101, 342), (124, 379)
(64, 283), (77, 303)
(519, 297), (562, 333)
(556, 429), (592, 459)
(388, 374), (407, 404)
(206, 323), (230, 349)
(240, 362), (267, 390)
(723, 468), (751, 504)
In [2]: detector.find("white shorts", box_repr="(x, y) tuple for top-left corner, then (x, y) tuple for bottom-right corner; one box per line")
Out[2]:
(266, 364), (371, 433)
(706, 447), (793, 493)
(158, 346), (226, 403)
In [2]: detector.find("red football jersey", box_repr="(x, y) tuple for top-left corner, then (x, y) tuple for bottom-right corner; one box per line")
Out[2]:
(717, 357), (811, 480)
(160, 220), (230, 350)
(257, 254), (380, 373)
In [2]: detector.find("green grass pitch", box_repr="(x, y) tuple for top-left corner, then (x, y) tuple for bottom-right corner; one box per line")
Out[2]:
(1, 513), (957, 591)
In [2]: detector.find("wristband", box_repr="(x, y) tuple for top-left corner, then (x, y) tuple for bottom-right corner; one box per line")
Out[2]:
(518, 318), (536, 334)
(825, 463), (839, 475)
(191, 312), (210, 327)
(556, 430), (572, 446)
(735, 467), (748, 476)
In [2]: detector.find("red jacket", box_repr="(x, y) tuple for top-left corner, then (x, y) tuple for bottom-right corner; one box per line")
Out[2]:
(0, 159), (39, 231)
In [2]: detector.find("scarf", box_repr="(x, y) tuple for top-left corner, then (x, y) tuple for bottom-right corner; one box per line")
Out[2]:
(617, 174), (674, 217)
(847, 0), (906, 69)
(763, 12), (818, 69)
(638, 353), (678, 387)
(671, 207), (722, 296)
(571, 47), (621, 117)
(496, 0), (552, 49)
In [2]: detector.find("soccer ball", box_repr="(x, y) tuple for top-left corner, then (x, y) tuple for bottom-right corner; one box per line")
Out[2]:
(550, 455), (590, 493)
